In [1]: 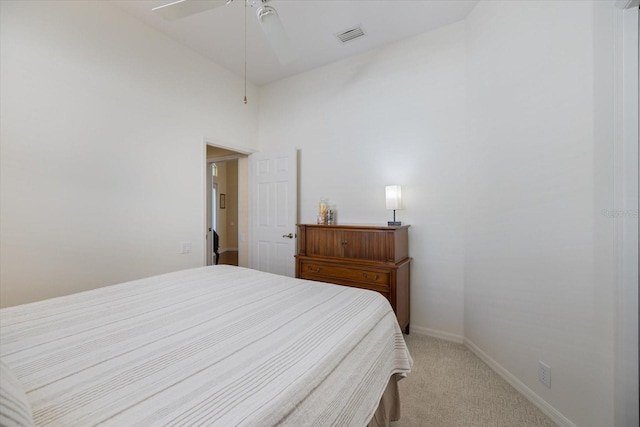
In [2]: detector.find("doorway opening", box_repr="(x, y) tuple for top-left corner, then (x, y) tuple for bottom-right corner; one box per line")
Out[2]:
(205, 143), (249, 267)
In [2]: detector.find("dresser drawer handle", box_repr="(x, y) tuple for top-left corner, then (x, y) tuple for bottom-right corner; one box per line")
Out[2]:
(308, 266), (322, 273)
(362, 273), (380, 281)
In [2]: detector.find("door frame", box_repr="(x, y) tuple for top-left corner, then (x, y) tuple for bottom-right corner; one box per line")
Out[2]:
(206, 178), (219, 266)
(613, 2), (639, 426)
(202, 139), (254, 267)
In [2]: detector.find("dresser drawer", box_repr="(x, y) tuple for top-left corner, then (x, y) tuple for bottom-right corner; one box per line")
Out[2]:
(300, 261), (390, 289)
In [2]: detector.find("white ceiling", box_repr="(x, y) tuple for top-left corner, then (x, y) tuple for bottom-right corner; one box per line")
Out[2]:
(112, 0), (478, 86)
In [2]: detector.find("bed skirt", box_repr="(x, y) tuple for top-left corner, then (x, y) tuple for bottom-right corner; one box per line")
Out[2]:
(368, 373), (403, 427)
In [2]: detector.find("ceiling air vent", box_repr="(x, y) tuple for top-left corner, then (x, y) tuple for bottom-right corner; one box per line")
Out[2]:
(335, 25), (366, 44)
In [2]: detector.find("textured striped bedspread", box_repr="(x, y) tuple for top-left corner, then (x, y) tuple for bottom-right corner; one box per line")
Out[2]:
(0, 265), (412, 426)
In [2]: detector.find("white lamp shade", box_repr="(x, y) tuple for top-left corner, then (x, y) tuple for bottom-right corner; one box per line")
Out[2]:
(385, 185), (403, 210)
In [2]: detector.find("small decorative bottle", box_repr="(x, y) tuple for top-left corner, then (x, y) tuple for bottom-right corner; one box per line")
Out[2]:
(327, 208), (335, 225)
(318, 198), (328, 225)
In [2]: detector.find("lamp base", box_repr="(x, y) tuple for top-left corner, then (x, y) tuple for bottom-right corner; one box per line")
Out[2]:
(387, 221), (402, 226)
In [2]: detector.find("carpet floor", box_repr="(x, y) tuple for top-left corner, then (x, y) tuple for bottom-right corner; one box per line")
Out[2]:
(394, 334), (557, 427)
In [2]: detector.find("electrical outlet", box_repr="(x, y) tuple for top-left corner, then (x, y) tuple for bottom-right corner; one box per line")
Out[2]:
(180, 242), (192, 254)
(538, 361), (551, 388)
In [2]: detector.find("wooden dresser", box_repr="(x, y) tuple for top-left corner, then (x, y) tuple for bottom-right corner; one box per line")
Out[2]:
(295, 224), (410, 334)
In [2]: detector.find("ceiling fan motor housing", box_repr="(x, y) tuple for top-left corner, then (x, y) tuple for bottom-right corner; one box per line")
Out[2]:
(250, 0), (271, 7)
(257, 5), (277, 21)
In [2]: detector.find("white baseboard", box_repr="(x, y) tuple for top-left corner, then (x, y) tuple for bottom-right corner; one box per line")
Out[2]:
(409, 325), (464, 344)
(463, 337), (576, 427)
(407, 326), (575, 427)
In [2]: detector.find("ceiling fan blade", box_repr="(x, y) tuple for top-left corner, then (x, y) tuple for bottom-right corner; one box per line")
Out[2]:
(152, 0), (229, 22)
(257, 6), (296, 64)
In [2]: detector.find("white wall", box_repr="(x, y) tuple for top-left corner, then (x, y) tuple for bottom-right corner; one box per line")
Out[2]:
(0, 0), (258, 307)
(464, 1), (616, 426)
(259, 21), (467, 339)
(259, 1), (621, 426)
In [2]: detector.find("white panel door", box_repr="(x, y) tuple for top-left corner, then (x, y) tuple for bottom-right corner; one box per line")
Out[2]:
(249, 149), (297, 276)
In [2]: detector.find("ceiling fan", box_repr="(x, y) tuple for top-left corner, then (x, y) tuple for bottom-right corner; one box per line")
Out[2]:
(152, 0), (296, 65)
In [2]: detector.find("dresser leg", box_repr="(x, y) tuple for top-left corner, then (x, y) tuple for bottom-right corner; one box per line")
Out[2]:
(404, 324), (410, 335)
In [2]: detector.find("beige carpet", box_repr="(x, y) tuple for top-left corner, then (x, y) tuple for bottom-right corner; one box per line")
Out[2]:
(394, 334), (557, 427)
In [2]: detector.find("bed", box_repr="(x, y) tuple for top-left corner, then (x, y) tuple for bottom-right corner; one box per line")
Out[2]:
(0, 265), (412, 426)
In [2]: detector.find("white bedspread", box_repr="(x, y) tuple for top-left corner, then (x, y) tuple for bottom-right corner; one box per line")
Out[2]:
(0, 265), (412, 426)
